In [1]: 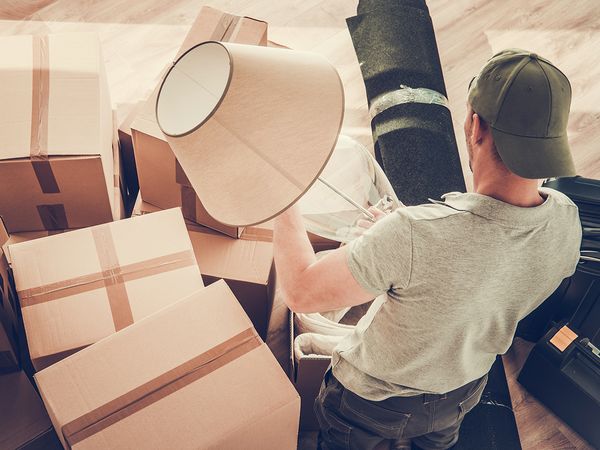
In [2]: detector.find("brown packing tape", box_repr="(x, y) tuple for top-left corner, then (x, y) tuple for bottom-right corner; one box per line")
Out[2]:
(62, 328), (261, 447)
(221, 15), (241, 41)
(30, 34), (49, 158)
(230, 17), (268, 45)
(212, 13), (235, 41)
(174, 9), (234, 61)
(30, 35), (60, 195)
(91, 227), (133, 331)
(241, 226), (273, 243)
(31, 159), (60, 194)
(37, 204), (68, 230)
(18, 249), (196, 307)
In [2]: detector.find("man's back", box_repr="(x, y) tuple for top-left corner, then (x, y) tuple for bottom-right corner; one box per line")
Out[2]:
(332, 187), (582, 400)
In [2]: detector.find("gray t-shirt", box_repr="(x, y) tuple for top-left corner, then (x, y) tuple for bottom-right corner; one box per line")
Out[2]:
(332, 188), (581, 401)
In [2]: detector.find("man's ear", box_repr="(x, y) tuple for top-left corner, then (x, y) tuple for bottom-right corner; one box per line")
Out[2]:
(471, 113), (483, 145)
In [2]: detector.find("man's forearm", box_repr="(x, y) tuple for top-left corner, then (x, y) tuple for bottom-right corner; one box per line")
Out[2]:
(273, 204), (316, 304)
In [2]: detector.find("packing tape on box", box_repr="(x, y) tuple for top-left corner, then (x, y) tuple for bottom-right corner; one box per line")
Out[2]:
(368, 85), (449, 120)
(61, 328), (261, 448)
(30, 34), (60, 194)
(240, 226), (273, 242)
(91, 226), (134, 331)
(17, 229), (197, 332)
(222, 15), (241, 41)
(37, 204), (68, 230)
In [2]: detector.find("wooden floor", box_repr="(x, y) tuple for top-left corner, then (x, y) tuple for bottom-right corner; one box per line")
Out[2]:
(1, 1), (598, 449)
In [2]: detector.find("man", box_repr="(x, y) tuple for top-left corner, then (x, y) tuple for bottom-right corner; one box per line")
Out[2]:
(273, 49), (582, 450)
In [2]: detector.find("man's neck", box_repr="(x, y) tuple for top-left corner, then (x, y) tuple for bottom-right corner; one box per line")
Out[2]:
(474, 168), (544, 208)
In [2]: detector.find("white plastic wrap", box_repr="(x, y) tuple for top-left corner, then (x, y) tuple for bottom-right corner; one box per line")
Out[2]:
(294, 311), (355, 337)
(298, 135), (402, 243)
(294, 333), (345, 361)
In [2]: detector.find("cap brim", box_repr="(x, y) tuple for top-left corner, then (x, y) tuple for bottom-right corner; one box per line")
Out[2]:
(491, 127), (577, 179)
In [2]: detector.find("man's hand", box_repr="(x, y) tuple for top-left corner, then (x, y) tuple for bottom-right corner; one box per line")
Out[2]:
(356, 206), (387, 230)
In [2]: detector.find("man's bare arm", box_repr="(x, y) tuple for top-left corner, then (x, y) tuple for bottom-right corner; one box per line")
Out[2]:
(273, 204), (377, 313)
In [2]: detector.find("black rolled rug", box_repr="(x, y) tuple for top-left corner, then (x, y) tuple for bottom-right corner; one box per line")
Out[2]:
(347, 0), (466, 205)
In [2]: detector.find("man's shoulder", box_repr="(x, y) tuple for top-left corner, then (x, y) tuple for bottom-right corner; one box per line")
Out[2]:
(399, 197), (469, 223)
(540, 186), (579, 209)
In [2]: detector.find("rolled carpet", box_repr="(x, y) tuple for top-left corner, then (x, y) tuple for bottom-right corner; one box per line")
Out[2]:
(347, 0), (466, 205)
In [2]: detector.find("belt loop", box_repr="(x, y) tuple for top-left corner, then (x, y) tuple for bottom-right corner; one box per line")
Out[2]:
(423, 392), (447, 404)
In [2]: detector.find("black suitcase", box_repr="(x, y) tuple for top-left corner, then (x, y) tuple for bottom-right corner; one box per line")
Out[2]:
(518, 324), (600, 448)
(516, 176), (600, 342)
(543, 176), (600, 252)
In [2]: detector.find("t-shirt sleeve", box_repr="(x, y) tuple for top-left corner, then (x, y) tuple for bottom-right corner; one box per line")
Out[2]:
(346, 209), (413, 295)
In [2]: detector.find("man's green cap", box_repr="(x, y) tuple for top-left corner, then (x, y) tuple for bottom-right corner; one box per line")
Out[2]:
(468, 49), (576, 179)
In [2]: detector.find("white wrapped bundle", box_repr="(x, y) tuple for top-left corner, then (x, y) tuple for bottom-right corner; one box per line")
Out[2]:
(298, 135), (401, 243)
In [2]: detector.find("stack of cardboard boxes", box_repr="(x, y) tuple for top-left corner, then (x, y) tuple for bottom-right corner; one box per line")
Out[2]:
(0, 6), (305, 449)
(0, 33), (117, 234)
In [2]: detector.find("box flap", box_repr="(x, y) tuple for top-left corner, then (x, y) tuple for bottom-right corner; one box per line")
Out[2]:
(2, 231), (57, 266)
(189, 228), (273, 285)
(35, 281), (298, 448)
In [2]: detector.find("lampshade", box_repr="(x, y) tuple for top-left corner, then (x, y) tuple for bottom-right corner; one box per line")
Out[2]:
(155, 41), (344, 227)
(298, 135), (401, 243)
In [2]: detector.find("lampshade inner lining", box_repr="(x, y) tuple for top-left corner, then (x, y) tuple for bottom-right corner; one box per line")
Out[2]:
(156, 42), (231, 136)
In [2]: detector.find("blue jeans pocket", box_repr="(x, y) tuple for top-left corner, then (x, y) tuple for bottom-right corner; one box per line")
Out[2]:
(316, 401), (352, 449)
(339, 389), (411, 439)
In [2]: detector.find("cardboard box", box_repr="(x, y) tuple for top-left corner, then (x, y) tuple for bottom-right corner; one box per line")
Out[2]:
(1, 138), (125, 266)
(131, 191), (238, 235)
(188, 226), (275, 340)
(289, 304), (367, 431)
(131, 6), (267, 238)
(242, 219), (341, 252)
(0, 370), (62, 450)
(0, 217), (20, 373)
(289, 311), (332, 431)
(9, 208), (204, 372)
(132, 197), (275, 340)
(35, 280), (299, 449)
(130, 110), (244, 237)
(0, 318), (18, 373)
(0, 33), (115, 233)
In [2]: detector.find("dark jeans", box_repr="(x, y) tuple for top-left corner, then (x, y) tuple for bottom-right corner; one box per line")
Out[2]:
(314, 369), (488, 450)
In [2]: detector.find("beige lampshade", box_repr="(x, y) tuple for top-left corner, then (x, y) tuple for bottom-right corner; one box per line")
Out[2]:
(155, 41), (344, 227)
